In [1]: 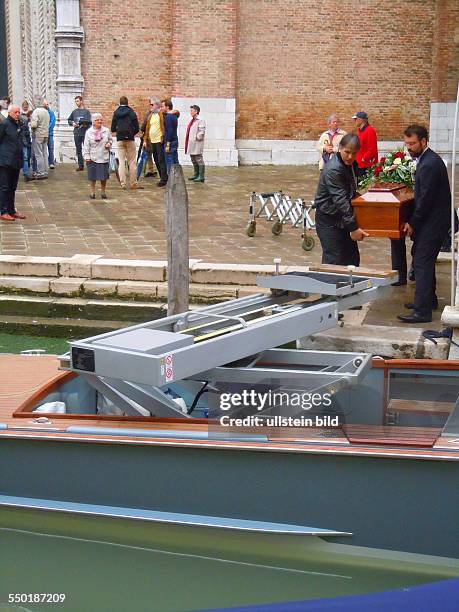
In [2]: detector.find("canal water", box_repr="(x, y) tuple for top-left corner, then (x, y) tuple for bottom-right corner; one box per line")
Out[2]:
(0, 510), (456, 612)
(0, 333), (69, 355)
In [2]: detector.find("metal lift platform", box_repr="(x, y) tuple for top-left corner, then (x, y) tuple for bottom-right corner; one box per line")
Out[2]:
(60, 266), (396, 418)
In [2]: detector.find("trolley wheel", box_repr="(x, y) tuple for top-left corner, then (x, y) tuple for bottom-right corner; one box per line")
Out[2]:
(302, 235), (315, 251)
(271, 221), (283, 236)
(246, 221), (256, 237)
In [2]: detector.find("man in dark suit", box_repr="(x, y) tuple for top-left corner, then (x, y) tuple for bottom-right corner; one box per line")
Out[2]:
(397, 125), (451, 324)
(0, 104), (27, 221)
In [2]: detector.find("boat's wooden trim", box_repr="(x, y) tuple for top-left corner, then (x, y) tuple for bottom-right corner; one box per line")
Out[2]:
(2, 354), (459, 460)
(387, 399), (454, 415)
(343, 425), (441, 448)
(12, 364), (209, 424)
(375, 359), (459, 370)
(308, 264), (398, 278)
(1, 428), (459, 460)
(13, 370), (76, 416)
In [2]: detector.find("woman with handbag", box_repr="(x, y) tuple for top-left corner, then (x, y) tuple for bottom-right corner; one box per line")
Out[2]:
(83, 113), (113, 200)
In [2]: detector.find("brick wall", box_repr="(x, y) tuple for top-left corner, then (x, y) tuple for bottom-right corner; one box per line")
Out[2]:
(79, 0), (173, 124)
(430, 0), (459, 102)
(236, 0), (441, 140)
(171, 0), (236, 98)
(78, 0), (458, 141)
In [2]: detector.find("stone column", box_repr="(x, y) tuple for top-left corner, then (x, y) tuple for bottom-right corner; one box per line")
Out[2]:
(54, 0), (85, 162)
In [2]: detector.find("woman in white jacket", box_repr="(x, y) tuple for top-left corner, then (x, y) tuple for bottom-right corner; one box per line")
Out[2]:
(83, 113), (113, 200)
(184, 105), (206, 183)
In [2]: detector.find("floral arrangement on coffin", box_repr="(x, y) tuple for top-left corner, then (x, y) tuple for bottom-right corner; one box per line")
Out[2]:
(358, 149), (417, 190)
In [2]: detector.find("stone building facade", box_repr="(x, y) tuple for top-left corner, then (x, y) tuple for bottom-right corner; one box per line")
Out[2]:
(2, 0), (458, 165)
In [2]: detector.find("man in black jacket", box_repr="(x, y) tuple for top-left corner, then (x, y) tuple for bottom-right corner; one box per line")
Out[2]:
(68, 95), (92, 171)
(110, 96), (142, 190)
(314, 133), (368, 266)
(398, 125), (451, 324)
(0, 105), (27, 221)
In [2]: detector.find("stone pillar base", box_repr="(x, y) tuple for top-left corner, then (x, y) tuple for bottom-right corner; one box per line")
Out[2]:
(173, 97), (238, 167)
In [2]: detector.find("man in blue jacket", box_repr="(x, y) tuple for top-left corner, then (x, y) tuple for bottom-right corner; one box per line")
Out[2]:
(0, 105), (27, 221)
(161, 98), (179, 175)
(44, 99), (56, 168)
(398, 125), (451, 324)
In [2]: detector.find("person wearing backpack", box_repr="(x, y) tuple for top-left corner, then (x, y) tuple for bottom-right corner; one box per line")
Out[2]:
(110, 96), (143, 190)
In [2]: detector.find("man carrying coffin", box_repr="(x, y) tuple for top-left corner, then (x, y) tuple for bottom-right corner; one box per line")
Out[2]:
(314, 134), (369, 266)
(397, 125), (451, 324)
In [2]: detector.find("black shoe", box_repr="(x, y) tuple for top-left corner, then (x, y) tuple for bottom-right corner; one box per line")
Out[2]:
(392, 279), (407, 286)
(404, 302), (438, 310)
(90, 193), (95, 200)
(408, 268), (415, 281)
(397, 313), (432, 324)
(24, 175), (35, 182)
(145, 172), (154, 178)
(157, 181), (167, 187)
(101, 193), (108, 200)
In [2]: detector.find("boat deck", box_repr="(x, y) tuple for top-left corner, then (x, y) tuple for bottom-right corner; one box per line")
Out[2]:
(1, 354), (459, 460)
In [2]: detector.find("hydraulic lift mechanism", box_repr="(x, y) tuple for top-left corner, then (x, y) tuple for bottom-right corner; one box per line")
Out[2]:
(60, 266), (396, 419)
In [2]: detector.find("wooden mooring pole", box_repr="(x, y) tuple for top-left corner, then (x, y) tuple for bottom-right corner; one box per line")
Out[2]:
(165, 164), (189, 315)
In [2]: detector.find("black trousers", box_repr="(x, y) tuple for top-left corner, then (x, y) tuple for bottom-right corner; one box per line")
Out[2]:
(316, 221), (360, 266)
(412, 228), (445, 317)
(74, 131), (86, 169)
(0, 166), (20, 215)
(390, 237), (415, 282)
(151, 142), (168, 183)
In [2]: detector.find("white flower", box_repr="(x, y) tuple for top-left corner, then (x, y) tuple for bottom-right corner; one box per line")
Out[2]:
(393, 157), (402, 166)
(405, 153), (412, 160)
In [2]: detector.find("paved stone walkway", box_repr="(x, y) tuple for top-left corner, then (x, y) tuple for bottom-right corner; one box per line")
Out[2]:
(0, 164), (395, 267)
(0, 164), (456, 329)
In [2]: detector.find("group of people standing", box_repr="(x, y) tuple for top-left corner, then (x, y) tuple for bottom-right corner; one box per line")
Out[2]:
(67, 95), (206, 198)
(1, 94), (56, 185)
(313, 112), (451, 324)
(0, 94), (57, 221)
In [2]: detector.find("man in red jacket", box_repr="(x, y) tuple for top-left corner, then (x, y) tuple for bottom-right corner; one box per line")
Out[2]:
(352, 111), (378, 177)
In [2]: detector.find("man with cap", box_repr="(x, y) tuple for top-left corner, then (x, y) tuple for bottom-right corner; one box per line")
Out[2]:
(352, 111), (378, 177)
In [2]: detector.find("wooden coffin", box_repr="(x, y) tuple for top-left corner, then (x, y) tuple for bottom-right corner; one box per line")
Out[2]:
(352, 183), (414, 239)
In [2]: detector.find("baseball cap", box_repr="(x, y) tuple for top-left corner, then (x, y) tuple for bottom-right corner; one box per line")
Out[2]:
(352, 111), (368, 120)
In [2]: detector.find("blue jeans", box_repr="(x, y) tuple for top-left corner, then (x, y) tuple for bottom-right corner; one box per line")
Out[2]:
(23, 146), (31, 177)
(164, 141), (178, 174)
(48, 132), (55, 165)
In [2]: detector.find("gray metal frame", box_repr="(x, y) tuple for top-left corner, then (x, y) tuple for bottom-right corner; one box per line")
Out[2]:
(61, 270), (392, 410)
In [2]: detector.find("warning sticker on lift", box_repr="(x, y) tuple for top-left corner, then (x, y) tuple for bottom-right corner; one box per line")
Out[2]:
(161, 354), (173, 381)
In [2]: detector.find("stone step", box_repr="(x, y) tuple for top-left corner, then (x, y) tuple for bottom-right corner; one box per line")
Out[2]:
(0, 254), (300, 286)
(0, 315), (136, 339)
(0, 273), (268, 303)
(297, 323), (450, 360)
(0, 295), (166, 322)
